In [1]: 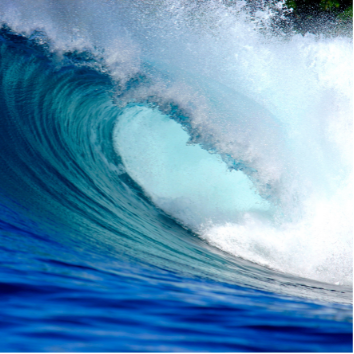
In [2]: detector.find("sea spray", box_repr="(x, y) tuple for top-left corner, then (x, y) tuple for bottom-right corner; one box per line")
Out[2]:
(0, 0), (352, 286)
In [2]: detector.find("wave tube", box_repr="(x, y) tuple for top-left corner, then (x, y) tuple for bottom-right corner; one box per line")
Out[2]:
(0, 0), (352, 298)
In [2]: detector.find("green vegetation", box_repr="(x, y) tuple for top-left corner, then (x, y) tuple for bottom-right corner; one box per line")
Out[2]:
(283, 0), (352, 34)
(285, 0), (352, 17)
(337, 4), (353, 20)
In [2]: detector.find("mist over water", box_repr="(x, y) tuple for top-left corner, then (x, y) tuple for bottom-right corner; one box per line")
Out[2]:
(0, 4), (353, 352)
(0, 1), (352, 351)
(0, 0), (351, 287)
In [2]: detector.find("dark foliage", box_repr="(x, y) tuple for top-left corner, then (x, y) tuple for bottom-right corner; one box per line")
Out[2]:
(286, 0), (352, 14)
(285, 0), (352, 33)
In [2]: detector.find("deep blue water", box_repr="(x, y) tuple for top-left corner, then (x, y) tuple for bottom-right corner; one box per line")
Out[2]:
(0, 1), (352, 352)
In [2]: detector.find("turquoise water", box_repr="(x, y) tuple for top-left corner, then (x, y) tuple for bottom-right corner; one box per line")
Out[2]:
(0, 0), (352, 351)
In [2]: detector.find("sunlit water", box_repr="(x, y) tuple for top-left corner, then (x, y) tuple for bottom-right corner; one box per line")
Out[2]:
(0, 0), (352, 351)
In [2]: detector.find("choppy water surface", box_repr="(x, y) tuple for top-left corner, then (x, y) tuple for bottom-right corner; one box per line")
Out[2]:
(0, 0), (352, 351)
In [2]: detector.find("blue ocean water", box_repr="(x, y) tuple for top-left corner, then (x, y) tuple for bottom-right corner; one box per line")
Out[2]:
(0, 0), (352, 352)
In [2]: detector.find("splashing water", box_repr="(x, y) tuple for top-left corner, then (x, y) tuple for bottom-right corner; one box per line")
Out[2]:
(0, 0), (352, 351)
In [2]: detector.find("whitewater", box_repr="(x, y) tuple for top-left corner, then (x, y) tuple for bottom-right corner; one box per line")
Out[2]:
(0, 0), (352, 351)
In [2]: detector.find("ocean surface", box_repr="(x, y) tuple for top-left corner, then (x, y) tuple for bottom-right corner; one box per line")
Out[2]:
(0, 0), (352, 352)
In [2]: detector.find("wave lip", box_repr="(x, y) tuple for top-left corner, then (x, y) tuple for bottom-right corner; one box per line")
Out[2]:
(0, 0), (352, 303)
(0, 2), (352, 351)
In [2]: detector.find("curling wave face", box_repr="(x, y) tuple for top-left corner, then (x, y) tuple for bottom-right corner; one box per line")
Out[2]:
(0, 2), (353, 351)
(0, 1), (353, 296)
(0, 0), (352, 304)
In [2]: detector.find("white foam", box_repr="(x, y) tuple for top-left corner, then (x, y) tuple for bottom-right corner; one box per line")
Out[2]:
(2, 0), (352, 285)
(200, 178), (353, 285)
